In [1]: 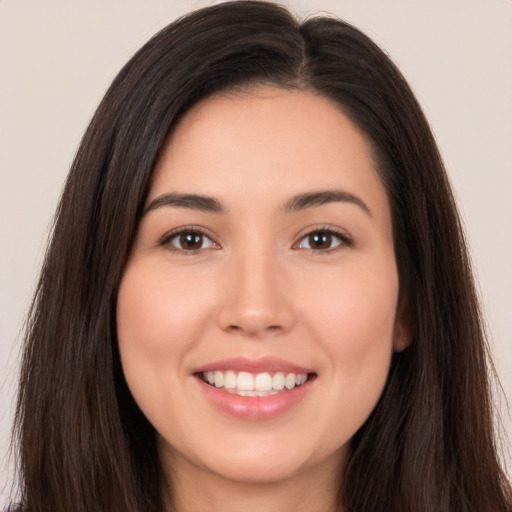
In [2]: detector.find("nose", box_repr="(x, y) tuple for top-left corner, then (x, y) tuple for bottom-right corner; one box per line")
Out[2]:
(216, 250), (296, 338)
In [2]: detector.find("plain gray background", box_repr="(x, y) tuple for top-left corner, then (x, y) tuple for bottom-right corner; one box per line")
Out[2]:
(1, 0), (511, 498)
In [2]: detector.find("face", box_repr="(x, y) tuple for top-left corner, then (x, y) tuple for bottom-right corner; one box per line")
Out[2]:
(117, 87), (408, 488)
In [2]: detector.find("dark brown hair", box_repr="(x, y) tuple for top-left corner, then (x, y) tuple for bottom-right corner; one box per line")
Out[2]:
(12, 2), (511, 511)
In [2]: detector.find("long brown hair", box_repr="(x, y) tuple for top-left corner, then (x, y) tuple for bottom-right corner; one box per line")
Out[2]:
(12, 2), (511, 511)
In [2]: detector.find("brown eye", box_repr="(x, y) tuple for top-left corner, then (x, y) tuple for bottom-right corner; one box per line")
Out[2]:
(165, 230), (218, 252)
(308, 232), (333, 250)
(178, 232), (204, 249)
(296, 230), (347, 251)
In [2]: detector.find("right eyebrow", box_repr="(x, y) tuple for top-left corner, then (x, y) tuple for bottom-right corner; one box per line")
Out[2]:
(283, 189), (372, 217)
(143, 193), (225, 215)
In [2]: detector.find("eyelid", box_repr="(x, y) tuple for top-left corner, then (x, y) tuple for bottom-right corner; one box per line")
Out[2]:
(292, 225), (354, 252)
(156, 224), (353, 254)
(158, 225), (221, 253)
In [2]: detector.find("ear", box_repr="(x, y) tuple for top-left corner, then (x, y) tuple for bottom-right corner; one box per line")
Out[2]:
(393, 297), (412, 352)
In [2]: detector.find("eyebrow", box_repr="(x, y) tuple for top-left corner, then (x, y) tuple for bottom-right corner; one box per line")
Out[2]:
(283, 190), (372, 217)
(144, 193), (224, 214)
(143, 189), (371, 217)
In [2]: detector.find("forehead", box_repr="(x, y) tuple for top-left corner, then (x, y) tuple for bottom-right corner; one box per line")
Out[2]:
(149, 87), (388, 222)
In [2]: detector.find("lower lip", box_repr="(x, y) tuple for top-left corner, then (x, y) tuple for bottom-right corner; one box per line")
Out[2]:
(196, 376), (314, 420)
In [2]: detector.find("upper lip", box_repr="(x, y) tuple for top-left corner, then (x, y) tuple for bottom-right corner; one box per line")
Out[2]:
(194, 357), (314, 375)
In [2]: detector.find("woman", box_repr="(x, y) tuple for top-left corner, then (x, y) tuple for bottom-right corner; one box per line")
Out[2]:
(8, 1), (511, 511)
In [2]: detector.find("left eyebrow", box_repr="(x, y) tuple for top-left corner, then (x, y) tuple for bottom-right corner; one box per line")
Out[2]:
(283, 190), (372, 217)
(143, 193), (225, 215)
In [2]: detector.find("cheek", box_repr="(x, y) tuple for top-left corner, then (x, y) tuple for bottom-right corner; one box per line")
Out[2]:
(300, 260), (398, 426)
(117, 261), (214, 352)
(308, 252), (399, 349)
(116, 262), (214, 416)
(326, 277), (397, 358)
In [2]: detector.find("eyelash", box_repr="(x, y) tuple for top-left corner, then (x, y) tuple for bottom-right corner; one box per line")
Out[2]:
(158, 226), (219, 255)
(158, 226), (354, 255)
(293, 226), (354, 253)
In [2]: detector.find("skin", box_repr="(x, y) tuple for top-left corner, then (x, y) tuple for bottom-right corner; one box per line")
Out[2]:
(117, 87), (409, 512)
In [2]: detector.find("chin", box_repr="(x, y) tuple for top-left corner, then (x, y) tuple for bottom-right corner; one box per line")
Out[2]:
(205, 452), (311, 484)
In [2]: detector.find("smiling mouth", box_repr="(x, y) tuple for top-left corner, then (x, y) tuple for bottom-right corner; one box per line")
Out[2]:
(197, 370), (315, 397)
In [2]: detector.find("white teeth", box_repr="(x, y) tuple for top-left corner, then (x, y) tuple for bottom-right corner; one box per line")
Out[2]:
(223, 370), (237, 389)
(201, 370), (309, 395)
(257, 390), (278, 396)
(272, 372), (285, 390)
(214, 371), (224, 388)
(285, 373), (296, 390)
(237, 372), (254, 390)
(254, 372), (272, 391)
(235, 390), (280, 397)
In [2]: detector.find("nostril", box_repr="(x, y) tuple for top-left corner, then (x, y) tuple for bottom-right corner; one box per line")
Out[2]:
(226, 324), (284, 337)
(217, 295), (296, 337)
(226, 325), (243, 333)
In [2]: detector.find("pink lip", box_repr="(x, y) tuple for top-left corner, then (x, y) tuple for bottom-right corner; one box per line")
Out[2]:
(196, 377), (314, 420)
(194, 356), (313, 374)
(193, 357), (316, 421)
